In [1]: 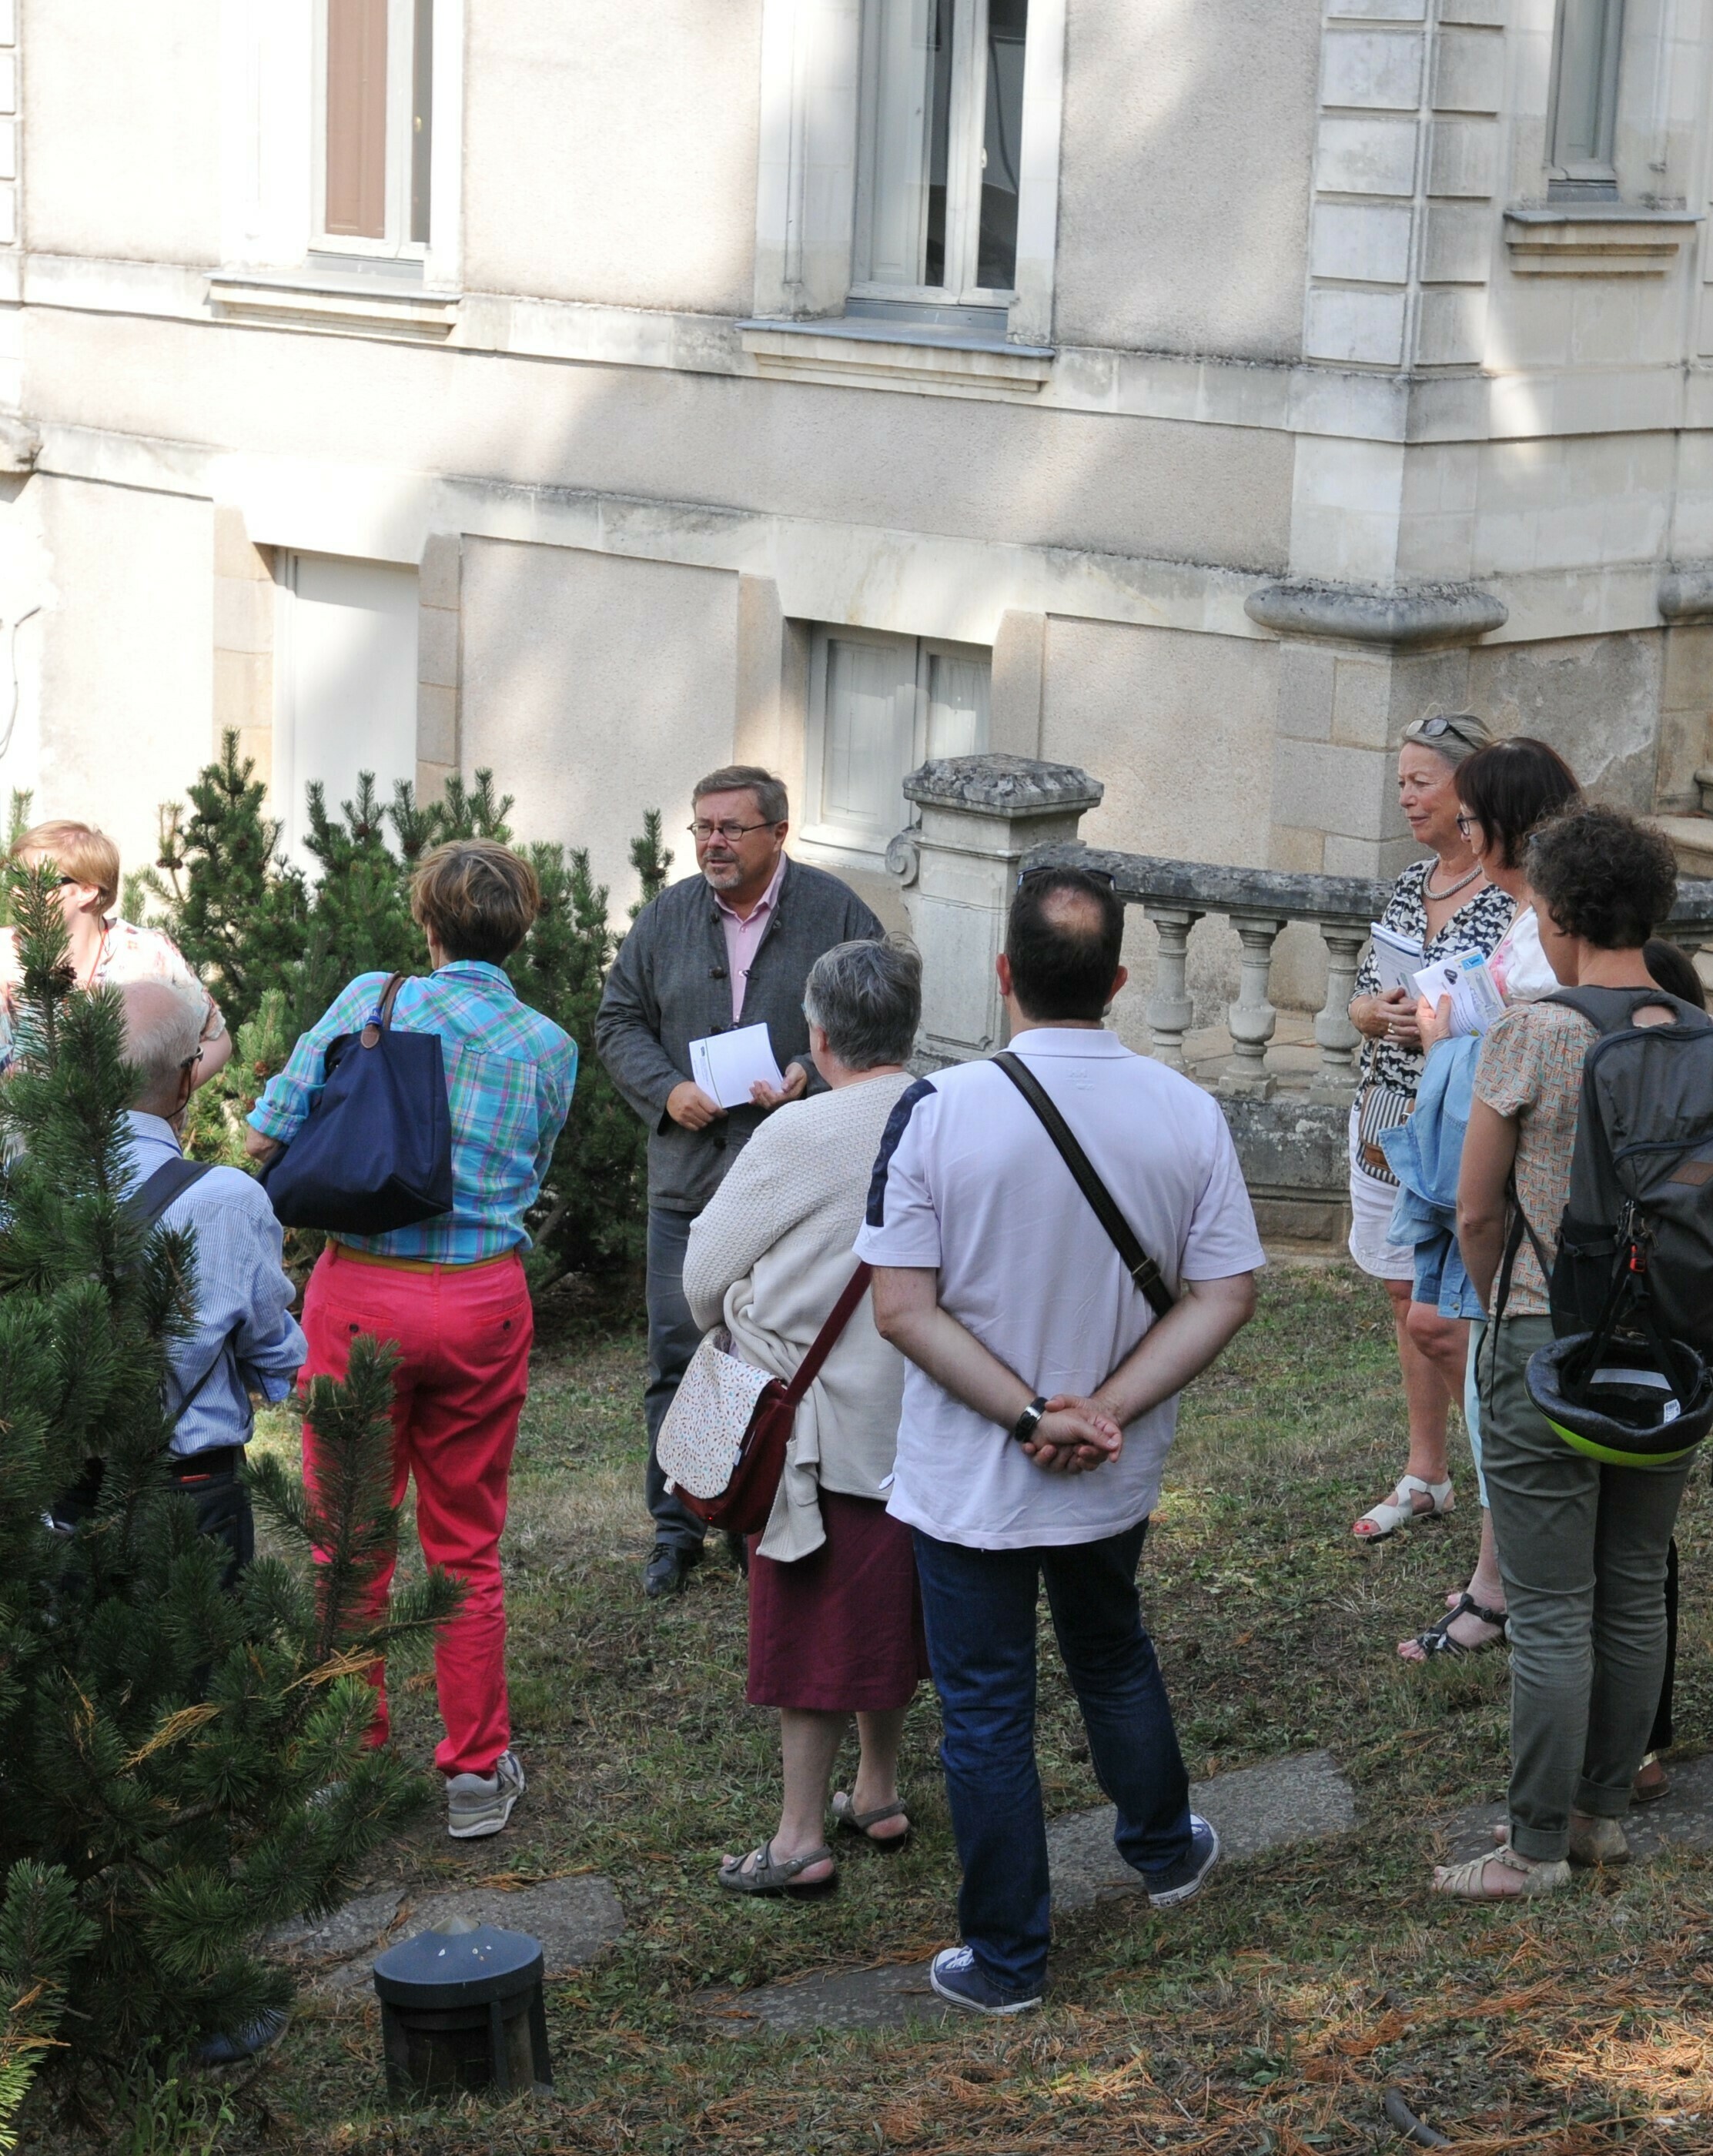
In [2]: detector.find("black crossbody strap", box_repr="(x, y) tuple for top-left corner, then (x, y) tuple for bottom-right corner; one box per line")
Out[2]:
(992, 1051), (1175, 1320)
(125, 1157), (215, 1233)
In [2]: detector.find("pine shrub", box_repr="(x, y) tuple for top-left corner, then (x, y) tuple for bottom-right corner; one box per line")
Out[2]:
(0, 867), (460, 2129)
(146, 734), (660, 1287)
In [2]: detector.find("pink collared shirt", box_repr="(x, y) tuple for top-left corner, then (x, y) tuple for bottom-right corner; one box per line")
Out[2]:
(713, 856), (786, 1023)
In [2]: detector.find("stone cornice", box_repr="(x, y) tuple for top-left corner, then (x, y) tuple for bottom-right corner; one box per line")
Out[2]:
(1244, 579), (1508, 650)
(1658, 565), (1713, 623)
(903, 755), (1103, 817)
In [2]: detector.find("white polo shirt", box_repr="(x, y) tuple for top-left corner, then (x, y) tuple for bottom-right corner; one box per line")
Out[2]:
(854, 1028), (1265, 1550)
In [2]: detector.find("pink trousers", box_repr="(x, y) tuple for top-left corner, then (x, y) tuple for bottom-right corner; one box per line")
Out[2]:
(299, 1242), (533, 1777)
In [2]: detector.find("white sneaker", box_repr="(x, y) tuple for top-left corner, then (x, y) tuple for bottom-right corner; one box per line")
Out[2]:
(447, 1750), (525, 1840)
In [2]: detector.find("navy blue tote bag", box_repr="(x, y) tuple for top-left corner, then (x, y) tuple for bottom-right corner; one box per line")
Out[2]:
(262, 973), (454, 1235)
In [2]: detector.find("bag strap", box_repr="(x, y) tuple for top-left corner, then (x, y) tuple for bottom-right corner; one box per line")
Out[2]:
(124, 1157), (215, 1235)
(993, 1050), (1175, 1319)
(780, 1263), (873, 1409)
(360, 973), (410, 1048)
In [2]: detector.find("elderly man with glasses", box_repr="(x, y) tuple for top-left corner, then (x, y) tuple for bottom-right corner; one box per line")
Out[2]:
(596, 765), (884, 1598)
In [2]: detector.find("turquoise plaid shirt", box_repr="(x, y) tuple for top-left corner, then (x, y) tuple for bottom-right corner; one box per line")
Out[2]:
(249, 962), (577, 1263)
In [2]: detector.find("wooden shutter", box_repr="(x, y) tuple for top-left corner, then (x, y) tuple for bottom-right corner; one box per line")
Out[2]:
(326, 0), (389, 239)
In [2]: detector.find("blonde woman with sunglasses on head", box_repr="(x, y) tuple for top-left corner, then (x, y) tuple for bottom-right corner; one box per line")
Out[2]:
(1346, 716), (1513, 1544)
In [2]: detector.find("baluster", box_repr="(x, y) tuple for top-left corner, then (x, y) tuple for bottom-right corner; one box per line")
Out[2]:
(1311, 923), (1367, 1105)
(1221, 914), (1286, 1099)
(1143, 903), (1203, 1069)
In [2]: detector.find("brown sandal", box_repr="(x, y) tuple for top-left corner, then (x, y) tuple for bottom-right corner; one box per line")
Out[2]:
(831, 1792), (912, 1852)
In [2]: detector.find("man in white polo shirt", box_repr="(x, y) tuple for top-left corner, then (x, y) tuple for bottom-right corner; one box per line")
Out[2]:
(858, 866), (1263, 2016)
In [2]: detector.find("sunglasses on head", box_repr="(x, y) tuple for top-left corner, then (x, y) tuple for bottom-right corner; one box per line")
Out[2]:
(1016, 864), (1116, 892)
(1407, 715), (1484, 752)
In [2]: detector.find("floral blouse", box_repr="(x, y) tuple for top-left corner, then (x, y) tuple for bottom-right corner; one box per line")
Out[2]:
(0, 918), (218, 1075)
(1353, 861), (1514, 1098)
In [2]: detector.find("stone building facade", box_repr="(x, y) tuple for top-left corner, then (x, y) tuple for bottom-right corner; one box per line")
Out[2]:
(0, 0), (1708, 1031)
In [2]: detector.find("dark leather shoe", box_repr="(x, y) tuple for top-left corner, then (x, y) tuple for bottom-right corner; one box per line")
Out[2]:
(644, 1543), (701, 1599)
(724, 1529), (750, 1576)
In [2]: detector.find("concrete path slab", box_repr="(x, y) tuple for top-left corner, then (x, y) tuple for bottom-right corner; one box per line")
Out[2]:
(709, 1959), (953, 2037)
(718, 1750), (1357, 2036)
(1439, 1750), (1713, 1868)
(271, 1874), (626, 1994)
(1049, 1749), (1357, 1913)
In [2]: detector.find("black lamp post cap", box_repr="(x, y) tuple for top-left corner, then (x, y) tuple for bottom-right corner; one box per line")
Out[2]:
(373, 1922), (545, 2009)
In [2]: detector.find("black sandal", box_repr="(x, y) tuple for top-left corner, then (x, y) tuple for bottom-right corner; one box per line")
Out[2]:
(1407, 1592), (1509, 1660)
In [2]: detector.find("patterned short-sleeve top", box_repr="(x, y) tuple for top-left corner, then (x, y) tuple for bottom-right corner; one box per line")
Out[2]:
(0, 917), (216, 1075)
(1471, 1000), (1597, 1315)
(1353, 861), (1514, 1098)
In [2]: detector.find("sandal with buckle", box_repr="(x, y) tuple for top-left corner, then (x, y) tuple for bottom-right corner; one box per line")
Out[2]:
(1402, 1591), (1509, 1660)
(1433, 1839), (1570, 1900)
(831, 1792), (912, 1853)
(1353, 1475), (1454, 1543)
(717, 1839), (838, 1899)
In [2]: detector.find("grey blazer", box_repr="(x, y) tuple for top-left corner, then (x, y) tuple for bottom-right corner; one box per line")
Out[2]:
(594, 857), (885, 1215)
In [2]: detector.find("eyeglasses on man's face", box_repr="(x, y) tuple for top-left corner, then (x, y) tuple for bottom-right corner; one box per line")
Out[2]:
(689, 819), (776, 844)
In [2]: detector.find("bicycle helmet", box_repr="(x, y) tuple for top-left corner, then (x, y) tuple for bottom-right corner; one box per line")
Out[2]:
(1527, 1333), (1713, 1469)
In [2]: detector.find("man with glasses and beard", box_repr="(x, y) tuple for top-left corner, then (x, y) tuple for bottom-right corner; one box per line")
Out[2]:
(596, 767), (883, 1599)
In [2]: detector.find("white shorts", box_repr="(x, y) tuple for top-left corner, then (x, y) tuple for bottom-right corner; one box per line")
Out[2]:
(1347, 1105), (1416, 1282)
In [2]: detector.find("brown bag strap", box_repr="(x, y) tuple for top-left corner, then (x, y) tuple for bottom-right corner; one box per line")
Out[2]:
(781, 1263), (873, 1409)
(360, 973), (410, 1048)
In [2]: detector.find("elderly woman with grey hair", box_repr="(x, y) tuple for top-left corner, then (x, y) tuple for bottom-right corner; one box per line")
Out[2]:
(684, 937), (929, 1899)
(1347, 713), (1514, 1542)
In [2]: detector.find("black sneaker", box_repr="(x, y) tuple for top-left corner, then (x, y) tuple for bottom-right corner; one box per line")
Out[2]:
(1144, 1813), (1220, 1908)
(928, 1946), (1042, 2015)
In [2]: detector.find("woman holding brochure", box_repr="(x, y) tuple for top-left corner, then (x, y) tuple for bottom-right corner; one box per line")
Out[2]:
(1347, 714), (1513, 1543)
(1386, 738), (1581, 1657)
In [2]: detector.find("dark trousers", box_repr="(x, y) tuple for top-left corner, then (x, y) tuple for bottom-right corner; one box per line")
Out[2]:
(912, 1521), (1191, 1998)
(645, 1205), (708, 1551)
(52, 1449), (253, 1596)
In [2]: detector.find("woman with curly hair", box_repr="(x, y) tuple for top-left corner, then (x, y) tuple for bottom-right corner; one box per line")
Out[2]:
(1437, 806), (1689, 1899)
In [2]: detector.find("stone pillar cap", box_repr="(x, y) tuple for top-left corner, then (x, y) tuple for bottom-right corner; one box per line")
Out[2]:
(902, 754), (1104, 815)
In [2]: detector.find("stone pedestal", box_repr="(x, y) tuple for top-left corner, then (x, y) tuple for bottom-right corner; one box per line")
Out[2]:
(888, 755), (1104, 1065)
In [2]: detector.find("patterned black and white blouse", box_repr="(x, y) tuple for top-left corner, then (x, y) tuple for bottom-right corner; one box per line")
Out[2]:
(1353, 859), (1514, 1098)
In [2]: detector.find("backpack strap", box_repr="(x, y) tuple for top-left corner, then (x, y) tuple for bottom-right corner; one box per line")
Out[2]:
(124, 1157), (215, 1234)
(1545, 984), (1712, 1034)
(993, 1050), (1175, 1319)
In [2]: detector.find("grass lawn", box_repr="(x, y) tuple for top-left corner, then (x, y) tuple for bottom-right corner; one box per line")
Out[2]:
(141, 1265), (1713, 2151)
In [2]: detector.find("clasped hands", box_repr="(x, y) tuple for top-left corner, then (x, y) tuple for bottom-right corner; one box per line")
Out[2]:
(665, 1061), (810, 1130)
(1018, 1394), (1124, 1476)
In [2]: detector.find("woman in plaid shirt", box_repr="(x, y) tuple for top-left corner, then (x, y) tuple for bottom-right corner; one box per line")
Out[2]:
(247, 841), (576, 1841)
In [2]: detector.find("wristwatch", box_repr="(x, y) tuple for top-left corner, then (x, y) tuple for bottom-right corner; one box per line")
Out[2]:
(1010, 1395), (1049, 1445)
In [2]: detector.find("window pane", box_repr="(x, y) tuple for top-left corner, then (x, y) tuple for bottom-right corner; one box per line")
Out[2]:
(1553, 0), (1622, 169)
(864, 0), (955, 288)
(925, 651), (989, 760)
(326, 0), (389, 238)
(410, 0), (433, 245)
(822, 639), (915, 839)
(977, 0), (1028, 289)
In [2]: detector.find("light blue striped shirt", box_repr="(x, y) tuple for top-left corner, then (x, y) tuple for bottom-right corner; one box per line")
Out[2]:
(121, 1113), (307, 1457)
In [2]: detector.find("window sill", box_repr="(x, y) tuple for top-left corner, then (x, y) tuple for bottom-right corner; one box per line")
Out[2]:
(206, 268), (461, 339)
(1502, 205), (1701, 276)
(738, 316), (1053, 400)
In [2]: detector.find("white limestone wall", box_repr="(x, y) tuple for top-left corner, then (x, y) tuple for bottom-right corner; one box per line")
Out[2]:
(1054, 0), (1323, 360)
(460, 540), (738, 907)
(463, 0), (762, 313)
(22, 0), (222, 264)
(28, 475), (212, 871)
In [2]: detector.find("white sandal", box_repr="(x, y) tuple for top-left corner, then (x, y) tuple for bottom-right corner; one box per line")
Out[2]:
(1353, 1475), (1454, 1542)
(1433, 1840), (1570, 1900)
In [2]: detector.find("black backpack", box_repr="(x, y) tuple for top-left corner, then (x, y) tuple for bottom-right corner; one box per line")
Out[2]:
(1543, 985), (1713, 1369)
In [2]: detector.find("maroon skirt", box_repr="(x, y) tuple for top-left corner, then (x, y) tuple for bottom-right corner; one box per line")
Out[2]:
(746, 1490), (931, 1713)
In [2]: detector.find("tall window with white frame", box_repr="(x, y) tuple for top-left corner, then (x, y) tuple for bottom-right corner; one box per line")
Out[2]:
(853, 0), (1029, 319)
(319, 0), (434, 256)
(803, 627), (990, 868)
(1546, 0), (1624, 200)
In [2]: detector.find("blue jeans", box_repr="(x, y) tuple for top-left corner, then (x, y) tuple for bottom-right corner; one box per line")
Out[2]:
(912, 1521), (1192, 1998)
(644, 1205), (708, 1550)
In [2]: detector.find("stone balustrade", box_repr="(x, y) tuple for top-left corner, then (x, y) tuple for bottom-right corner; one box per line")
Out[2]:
(888, 754), (1713, 1239)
